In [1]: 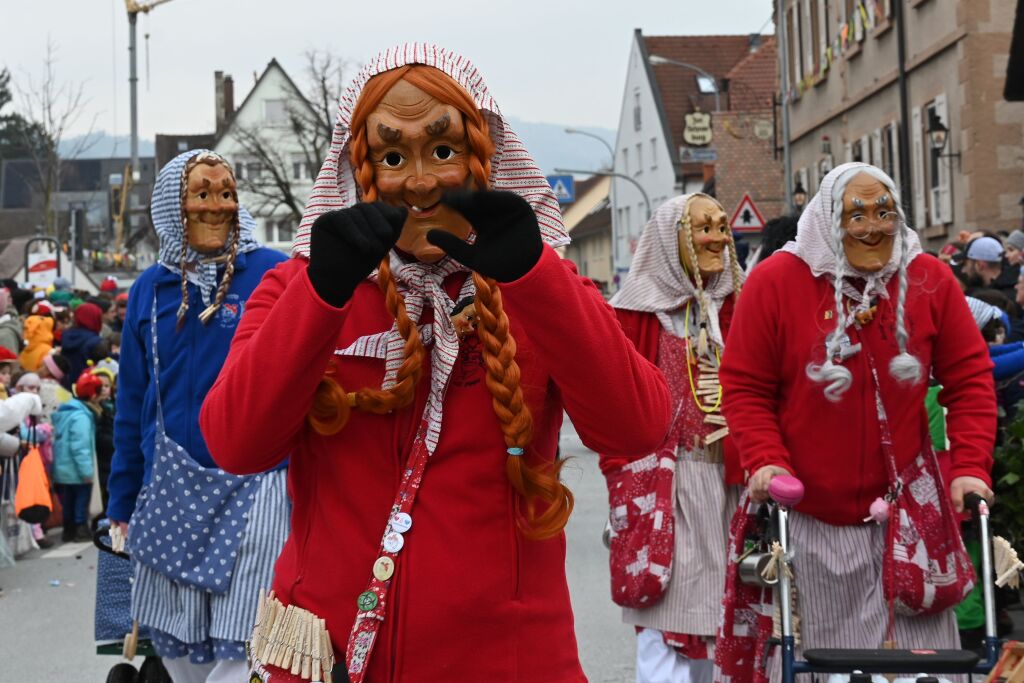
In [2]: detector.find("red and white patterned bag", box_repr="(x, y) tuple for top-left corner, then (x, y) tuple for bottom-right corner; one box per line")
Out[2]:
(606, 450), (676, 608)
(865, 354), (976, 617)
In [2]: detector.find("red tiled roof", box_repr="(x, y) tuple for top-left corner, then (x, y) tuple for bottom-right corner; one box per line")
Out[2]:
(726, 37), (778, 112)
(643, 33), (769, 164)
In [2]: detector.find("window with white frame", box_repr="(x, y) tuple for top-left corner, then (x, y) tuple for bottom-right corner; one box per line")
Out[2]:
(886, 122), (900, 188)
(264, 218), (295, 244)
(264, 99), (288, 126)
(791, 4), (804, 83)
(926, 95), (952, 225)
(635, 143), (643, 175)
(291, 155), (313, 181)
(621, 148), (629, 176)
(634, 91), (642, 131)
(650, 138), (658, 169)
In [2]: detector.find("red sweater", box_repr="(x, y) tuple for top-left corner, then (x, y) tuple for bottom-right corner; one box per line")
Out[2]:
(719, 252), (995, 526)
(200, 247), (671, 682)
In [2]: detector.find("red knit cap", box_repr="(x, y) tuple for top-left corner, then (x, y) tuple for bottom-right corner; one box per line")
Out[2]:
(74, 302), (103, 333)
(0, 347), (16, 364)
(75, 371), (104, 400)
(100, 276), (118, 293)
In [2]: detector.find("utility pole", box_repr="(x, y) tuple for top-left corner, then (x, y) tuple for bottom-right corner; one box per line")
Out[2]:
(777, 0), (794, 214)
(125, 0), (174, 181)
(893, 0), (914, 226)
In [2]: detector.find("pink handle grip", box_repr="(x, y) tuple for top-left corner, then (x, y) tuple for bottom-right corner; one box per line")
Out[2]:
(768, 475), (804, 507)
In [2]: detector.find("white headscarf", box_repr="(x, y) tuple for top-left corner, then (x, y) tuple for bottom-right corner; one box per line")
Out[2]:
(292, 44), (570, 453)
(610, 194), (738, 347)
(783, 162), (924, 401)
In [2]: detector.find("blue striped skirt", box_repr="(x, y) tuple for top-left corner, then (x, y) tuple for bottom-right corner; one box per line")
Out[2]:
(131, 468), (290, 663)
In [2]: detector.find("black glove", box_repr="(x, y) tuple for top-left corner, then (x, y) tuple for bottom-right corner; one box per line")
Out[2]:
(425, 190), (543, 283)
(307, 202), (407, 307)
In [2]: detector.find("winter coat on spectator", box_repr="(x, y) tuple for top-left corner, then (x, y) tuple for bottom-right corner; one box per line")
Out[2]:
(52, 398), (96, 485)
(0, 307), (23, 357)
(61, 304), (105, 382)
(20, 315), (55, 372)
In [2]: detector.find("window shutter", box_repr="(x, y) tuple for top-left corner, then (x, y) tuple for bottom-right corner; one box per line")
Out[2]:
(871, 129), (883, 168)
(860, 134), (871, 164)
(911, 106), (927, 226)
(934, 94), (953, 224)
(844, 141), (853, 164)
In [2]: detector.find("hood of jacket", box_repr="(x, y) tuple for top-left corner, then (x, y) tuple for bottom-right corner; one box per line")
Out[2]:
(22, 315), (54, 348)
(60, 326), (100, 355)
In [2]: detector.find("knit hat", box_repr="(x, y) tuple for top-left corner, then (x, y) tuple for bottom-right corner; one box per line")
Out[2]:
(49, 290), (73, 305)
(100, 276), (118, 293)
(31, 301), (54, 316)
(73, 302), (103, 333)
(115, 292), (129, 304)
(42, 354), (65, 381)
(965, 297), (1004, 330)
(966, 236), (1004, 263)
(1007, 231), (1024, 252)
(0, 347), (17, 366)
(15, 372), (40, 391)
(86, 296), (112, 312)
(74, 371), (104, 400)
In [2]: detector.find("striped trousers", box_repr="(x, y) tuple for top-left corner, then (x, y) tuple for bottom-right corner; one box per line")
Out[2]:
(767, 511), (962, 682)
(131, 468), (290, 654)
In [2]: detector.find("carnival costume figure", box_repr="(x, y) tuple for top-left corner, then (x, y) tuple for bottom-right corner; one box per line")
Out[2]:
(200, 44), (672, 683)
(715, 163), (996, 682)
(602, 194), (743, 683)
(106, 150), (290, 683)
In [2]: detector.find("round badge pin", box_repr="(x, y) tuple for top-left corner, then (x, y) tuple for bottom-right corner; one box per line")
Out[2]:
(382, 531), (405, 554)
(390, 512), (413, 534)
(373, 556), (395, 581)
(357, 590), (379, 612)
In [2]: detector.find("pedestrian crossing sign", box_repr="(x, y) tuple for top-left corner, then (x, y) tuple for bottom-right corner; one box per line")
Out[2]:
(730, 193), (766, 233)
(546, 175), (576, 204)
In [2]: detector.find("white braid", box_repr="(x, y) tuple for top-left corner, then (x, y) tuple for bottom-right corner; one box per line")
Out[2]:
(806, 177), (855, 402)
(888, 198), (923, 384)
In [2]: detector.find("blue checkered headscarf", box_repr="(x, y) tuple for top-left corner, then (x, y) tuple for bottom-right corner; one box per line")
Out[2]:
(150, 149), (262, 312)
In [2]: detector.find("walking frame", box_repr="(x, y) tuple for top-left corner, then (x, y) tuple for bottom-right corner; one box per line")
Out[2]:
(755, 476), (1007, 681)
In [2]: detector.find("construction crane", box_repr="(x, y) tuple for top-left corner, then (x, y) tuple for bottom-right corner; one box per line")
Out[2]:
(121, 0), (175, 250)
(112, 162), (134, 252)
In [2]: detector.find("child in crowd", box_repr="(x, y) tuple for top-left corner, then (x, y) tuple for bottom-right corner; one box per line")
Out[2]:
(14, 372), (56, 548)
(90, 365), (116, 514)
(52, 371), (102, 542)
(0, 347), (18, 399)
(37, 353), (72, 419)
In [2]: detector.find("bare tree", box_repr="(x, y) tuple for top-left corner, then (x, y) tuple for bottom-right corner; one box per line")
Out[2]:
(15, 39), (97, 236)
(233, 50), (348, 225)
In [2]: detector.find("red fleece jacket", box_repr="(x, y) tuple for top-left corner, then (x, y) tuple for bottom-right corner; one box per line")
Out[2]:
(719, 252), (995, 526)
(201, 247), (670, 682)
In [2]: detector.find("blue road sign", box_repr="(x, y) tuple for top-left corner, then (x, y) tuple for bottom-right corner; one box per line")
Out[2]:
(546, 175), (576, 204)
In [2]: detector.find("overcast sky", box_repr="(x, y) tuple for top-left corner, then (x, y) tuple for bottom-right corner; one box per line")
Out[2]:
(2, 0), (773, 140)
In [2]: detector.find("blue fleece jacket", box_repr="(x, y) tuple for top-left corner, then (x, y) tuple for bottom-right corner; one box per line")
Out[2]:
(106, 248), (287, 521)
(52, 398), (96, 484)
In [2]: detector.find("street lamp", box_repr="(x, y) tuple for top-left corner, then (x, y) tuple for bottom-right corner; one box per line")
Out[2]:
(564, 128), (615, 168)
(793, 182), (808, 213)
(647, 55), (721, 112)
(926, 110), (961, 170)
(554, 167), (651, 220)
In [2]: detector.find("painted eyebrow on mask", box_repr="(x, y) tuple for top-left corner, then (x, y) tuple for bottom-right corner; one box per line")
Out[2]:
(851, 197), (865, 209)
(425, 112), (451, 136)
(377, 122), (402, 143)
(876, 194), (891, 206)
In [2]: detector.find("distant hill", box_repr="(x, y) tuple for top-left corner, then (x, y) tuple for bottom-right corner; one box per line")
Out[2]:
(505, 117), (615, 177)
(59, 132), (155, 159)
(58, 121), (615, 177)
